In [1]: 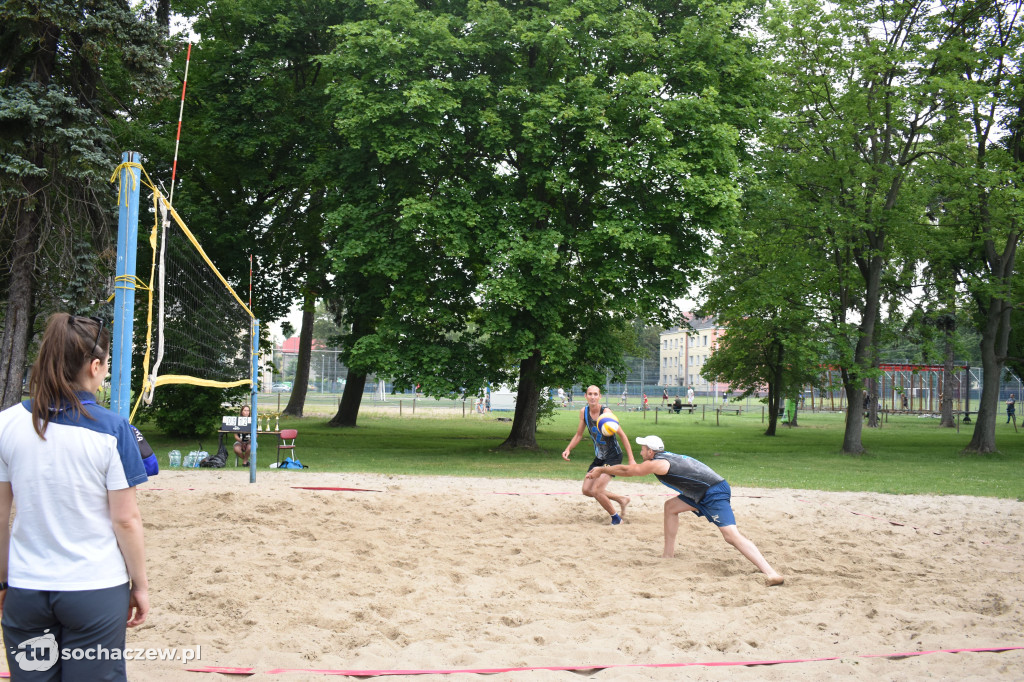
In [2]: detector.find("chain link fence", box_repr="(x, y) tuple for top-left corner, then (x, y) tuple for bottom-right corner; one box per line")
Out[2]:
(261, 348), (1023, 417)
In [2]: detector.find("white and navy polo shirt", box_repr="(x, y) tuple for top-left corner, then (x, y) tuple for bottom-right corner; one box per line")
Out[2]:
(0, 392), (148, 591)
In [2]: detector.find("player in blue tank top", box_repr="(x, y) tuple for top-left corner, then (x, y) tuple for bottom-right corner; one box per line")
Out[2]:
(562, 385), (635, 524)
(586, 433), (784, 586)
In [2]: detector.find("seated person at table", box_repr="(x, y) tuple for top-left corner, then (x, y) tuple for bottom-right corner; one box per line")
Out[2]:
(234, 405), (252, 466)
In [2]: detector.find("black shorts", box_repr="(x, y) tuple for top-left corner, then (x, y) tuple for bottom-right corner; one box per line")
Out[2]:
(588, 453), (623, 473)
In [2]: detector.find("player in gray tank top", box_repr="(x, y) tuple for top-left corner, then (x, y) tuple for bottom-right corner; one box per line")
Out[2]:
(586, 434), (784, 586)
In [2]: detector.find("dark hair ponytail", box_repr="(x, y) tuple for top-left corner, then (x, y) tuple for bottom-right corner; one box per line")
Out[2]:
(29, 313), (110, 439)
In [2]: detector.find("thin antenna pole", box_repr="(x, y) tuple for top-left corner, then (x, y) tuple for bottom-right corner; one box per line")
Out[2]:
(249, 254), (253, 310)
(170, 42), (192, 206)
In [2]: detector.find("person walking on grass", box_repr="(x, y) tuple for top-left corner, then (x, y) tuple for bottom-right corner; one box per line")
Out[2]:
(1006, 394), (1015, 424)
(586, 434), (784, 586)
(562, 386), (635, 525)
(0, 313), (149, 680)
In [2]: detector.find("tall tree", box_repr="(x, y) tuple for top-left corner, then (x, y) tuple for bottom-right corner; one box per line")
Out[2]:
(698, 180), (828, 436)
(0, 0), (163, 408)
(927, 0), (1022, 453)
(324, 0), (765, 446)
(137, 0), (357, 417)
(764, 0), (958, 453)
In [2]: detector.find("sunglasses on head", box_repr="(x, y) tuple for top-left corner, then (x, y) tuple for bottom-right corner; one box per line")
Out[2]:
(71, 315), (107, 358)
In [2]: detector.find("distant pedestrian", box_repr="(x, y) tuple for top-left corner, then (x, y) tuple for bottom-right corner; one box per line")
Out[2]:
(661, 389), (669, 406)
(687, 386), (694, 404)
(1007, 394), (1016, 424)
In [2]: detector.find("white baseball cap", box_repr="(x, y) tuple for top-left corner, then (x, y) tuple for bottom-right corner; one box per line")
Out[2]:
(636, 435), (665, 451)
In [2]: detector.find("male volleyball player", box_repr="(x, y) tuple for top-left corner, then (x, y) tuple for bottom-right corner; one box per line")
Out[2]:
(562, 385), (635, 525)
(587, 434), (784, 586)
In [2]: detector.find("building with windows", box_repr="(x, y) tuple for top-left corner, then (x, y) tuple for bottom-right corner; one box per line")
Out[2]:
(659, 316), (728, 396)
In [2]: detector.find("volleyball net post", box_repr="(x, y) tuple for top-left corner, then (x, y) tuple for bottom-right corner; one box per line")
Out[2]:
(250, 319), (259, 483)
(112, 151), (142, 419)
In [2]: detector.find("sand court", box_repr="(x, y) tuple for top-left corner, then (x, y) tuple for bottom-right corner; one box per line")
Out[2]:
(67, 470), (1024, 680)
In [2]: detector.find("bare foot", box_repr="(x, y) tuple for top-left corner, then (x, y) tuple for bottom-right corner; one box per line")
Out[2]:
(661, 552), (674, 559)
(619, 496), (630, 519)
(765, 574), (784, 587)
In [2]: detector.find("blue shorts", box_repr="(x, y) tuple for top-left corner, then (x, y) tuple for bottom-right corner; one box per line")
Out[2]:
(677, 480), (736, 527)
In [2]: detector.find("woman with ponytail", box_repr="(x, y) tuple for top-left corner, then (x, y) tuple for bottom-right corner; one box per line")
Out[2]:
(0, 313), (149, 680)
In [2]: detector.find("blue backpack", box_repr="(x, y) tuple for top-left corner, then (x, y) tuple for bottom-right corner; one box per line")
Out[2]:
(278, 457), (307, 470)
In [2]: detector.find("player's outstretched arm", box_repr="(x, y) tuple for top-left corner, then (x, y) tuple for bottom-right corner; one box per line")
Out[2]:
(586, 460), (665, 479)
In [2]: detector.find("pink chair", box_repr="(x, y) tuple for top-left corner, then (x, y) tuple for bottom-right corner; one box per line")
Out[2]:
(276, 429), (298, 466)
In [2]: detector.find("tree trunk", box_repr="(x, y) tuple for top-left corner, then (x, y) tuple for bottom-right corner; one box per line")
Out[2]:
(842, 250), (884, 453)
(866, 374), (879, 428)
(499, 350), (542, 450)
(764, 342), (784, 436)
(964, 295), (1013, 453)
(789, 394), (800, 427)
(0, 195), (42, 409)
(328, 370), (367, 427)
(841, 369), (865, 454)
(281, 296), (315, 416)
(939, 331), (955, 428)
(764, 381), (778, 436)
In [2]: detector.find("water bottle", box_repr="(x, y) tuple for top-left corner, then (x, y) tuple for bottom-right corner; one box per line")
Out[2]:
(168, 450), (182, 467)
(196, 450), (209, 467)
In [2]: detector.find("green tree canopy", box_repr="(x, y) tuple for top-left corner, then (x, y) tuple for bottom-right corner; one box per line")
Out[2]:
(323, 0), (766, 446)
(0, 0), (164, 407)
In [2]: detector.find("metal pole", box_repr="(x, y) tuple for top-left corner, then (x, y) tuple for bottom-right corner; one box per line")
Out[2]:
(641, 358), (645, 409)
(250, 319), (259, 483)
(111, 152), (141, 418)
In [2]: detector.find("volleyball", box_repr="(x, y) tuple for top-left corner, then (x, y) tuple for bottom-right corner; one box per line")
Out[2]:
(598, 415), (619, 437)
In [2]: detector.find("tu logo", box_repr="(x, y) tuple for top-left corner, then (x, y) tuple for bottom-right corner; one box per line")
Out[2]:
(12, 630), (59, 671)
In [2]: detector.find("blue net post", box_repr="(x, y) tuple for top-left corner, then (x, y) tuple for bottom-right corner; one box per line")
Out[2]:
(111, 152), (141, 418)
(250, 319), (259, 483)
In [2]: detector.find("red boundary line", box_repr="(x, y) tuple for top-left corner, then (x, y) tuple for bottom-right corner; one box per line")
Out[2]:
(492, 492), (767, 498)
(291, 487), (383, 492)
(184, 645), (1024, 676)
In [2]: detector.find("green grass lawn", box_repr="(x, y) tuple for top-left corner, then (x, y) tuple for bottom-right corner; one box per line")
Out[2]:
(140, 407), (1024, 499)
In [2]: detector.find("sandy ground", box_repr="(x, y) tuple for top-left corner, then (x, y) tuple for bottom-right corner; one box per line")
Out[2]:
(30, 470), (1024, 681)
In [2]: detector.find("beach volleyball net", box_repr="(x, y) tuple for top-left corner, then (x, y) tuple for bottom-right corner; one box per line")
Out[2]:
(116, 163), (255, 420)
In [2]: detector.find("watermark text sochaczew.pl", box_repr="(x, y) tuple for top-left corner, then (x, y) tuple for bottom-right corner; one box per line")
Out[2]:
(12, 630), (200, 672)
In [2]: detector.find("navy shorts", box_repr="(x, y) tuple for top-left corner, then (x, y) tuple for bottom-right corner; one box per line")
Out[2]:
(2, 583), (130, 681)
(677, 480), (736, 527)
